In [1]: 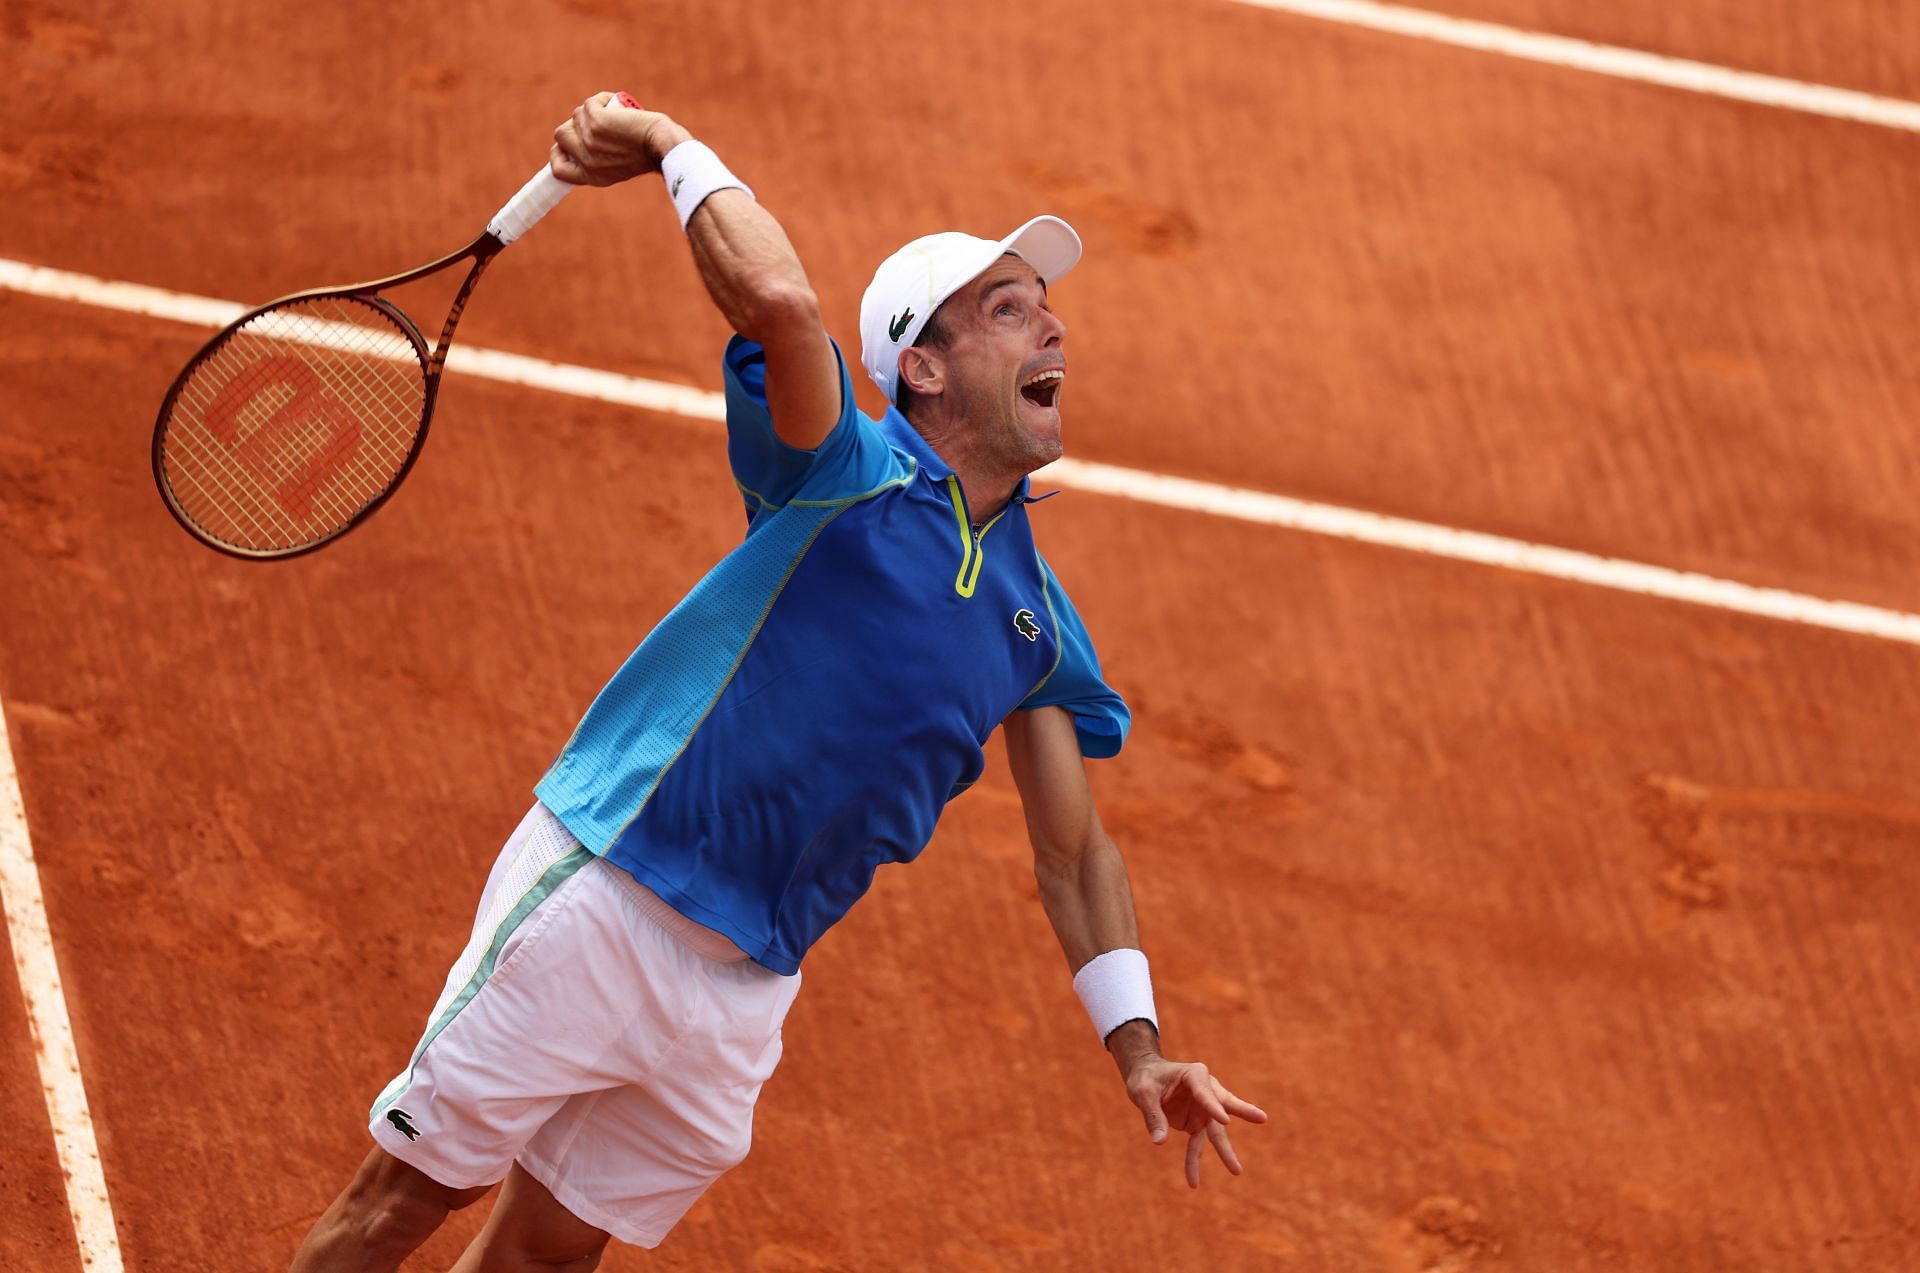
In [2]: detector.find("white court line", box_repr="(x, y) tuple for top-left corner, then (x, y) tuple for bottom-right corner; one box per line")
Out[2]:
(0, 260), (727, 422)
(6, 254), (1920, 644)
(1046, 459), (1920, 642)
(1224, 0), (1920, 131)
(0, 706), (123, 1270)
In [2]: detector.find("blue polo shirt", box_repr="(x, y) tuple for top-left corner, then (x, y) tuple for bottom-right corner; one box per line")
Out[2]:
(535, 336), (1129, 974)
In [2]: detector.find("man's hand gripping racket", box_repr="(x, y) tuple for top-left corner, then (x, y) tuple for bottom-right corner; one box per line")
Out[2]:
(151, 92), (646, 559)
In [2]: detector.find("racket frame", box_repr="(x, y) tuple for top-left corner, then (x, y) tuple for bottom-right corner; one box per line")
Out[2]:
(151, 229), (507, 560)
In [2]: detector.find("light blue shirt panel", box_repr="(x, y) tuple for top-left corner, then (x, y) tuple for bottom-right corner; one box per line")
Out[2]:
(532, 497), (855, 857)
(1019, 555), (1131, 759)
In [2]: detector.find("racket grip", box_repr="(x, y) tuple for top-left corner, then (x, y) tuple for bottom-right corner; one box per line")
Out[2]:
(486, 95), (638, 246)
(487, 168), (574, 246)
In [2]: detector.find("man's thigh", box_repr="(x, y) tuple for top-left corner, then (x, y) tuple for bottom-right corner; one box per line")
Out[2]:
(511, 938), (801, 1248)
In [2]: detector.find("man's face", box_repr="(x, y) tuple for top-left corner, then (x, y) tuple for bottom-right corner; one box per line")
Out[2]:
(933, 254), (1068, 472)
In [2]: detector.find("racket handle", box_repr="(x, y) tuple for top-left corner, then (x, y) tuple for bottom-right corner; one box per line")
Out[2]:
(486, 94), (641, 246)
(488, 168), (573, 245)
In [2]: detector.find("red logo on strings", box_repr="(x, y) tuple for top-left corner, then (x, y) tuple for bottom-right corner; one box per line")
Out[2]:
(204, 356), (363, 519)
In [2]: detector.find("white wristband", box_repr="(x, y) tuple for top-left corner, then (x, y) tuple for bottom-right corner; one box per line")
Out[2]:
(661, 139), (754, 229)
(1072, 948), (1158, 1045)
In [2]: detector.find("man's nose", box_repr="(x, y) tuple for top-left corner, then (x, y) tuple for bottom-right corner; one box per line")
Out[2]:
(1041, 308), (1067, 347)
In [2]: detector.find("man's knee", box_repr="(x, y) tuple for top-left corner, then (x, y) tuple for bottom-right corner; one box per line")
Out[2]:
(355, 1187), (466, 1258)
(347, 1150), (489, 1255)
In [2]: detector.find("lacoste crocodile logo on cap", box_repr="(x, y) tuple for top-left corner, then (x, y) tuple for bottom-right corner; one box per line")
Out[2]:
(1013, 609), (1041, 641)
(386, 1109), (422, 1142)
(888, 308), (914, 342)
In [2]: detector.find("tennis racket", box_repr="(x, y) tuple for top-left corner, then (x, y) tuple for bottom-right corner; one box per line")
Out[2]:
(151, 95), (638, 559)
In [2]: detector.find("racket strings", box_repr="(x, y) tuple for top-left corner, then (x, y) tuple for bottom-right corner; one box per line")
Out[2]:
(168, 306), (412, 539)
(159, 295), (428, 552)
(172, 300), (418, 534)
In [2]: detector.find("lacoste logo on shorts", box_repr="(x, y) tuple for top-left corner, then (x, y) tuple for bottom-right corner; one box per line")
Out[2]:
(889, 308), (914, 342)
(386, 1109), (422, 1142)
(1013, 608), (1041, 641)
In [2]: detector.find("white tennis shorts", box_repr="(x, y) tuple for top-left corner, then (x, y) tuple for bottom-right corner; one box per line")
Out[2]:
(367, 802), (800, 1247)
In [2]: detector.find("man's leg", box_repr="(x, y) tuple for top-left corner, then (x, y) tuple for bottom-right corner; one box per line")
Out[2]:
(449, 1163), (612, 1273)
(290, 1146), (491, 1273)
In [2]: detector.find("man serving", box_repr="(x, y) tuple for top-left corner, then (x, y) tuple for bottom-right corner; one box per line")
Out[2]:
(293, 92), (1265, 1272)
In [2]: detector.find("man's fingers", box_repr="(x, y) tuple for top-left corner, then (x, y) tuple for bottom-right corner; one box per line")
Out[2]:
(1134, 1063), (1266, 1178)
(589, 92), (633, 130)
(1212, 1079), (1269, 1124)
(1181, 1071), (1232, 1125)
(553, 121), (589, 166)
(1207, 1120), (1242, 1176)
(1135, 1091), (1169, 1144)
(548, 143), (589, 186)
(585, 95), (631, 147)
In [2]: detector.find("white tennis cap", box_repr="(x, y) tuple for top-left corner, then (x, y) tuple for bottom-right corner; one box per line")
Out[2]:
(858, 215), (1082, 403)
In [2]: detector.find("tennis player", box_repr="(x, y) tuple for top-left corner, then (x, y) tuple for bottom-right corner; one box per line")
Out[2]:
(292, 93), (1265, 1272)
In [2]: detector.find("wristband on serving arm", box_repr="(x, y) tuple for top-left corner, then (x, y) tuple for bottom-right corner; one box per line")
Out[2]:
(661, 139), (755, 229)
(1072, 948), (1159, 1045)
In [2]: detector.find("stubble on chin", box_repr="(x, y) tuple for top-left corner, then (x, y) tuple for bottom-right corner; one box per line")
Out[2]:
(1026, 402), (1065, 468)
(1030, 430), (1064, 470)
(999, 406), (1062, 476)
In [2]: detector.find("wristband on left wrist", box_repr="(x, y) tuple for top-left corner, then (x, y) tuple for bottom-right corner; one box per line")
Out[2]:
(1073, 948), (1158, 1045)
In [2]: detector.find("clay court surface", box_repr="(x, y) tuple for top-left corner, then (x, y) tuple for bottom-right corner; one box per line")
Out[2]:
(4, 0), (1920, 1268)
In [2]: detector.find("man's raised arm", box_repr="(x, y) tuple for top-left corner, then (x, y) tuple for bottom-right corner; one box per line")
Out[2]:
(550, 92), (841, 451)
(1003, 705), (1268, 1188)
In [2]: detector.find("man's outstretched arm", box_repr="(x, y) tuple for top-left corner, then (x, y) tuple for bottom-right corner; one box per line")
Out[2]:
(550, 92), (841, 451)
(1003, 705), (1268, 1188)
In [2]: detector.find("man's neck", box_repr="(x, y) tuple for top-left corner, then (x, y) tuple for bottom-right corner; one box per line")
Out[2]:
(952, 466), (1022, 525)
(907, 411), (1024, 523)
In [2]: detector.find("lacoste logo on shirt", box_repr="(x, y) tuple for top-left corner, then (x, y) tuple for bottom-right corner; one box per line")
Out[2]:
(386, 1109), (422, 1142)
(889, 309), (914, 342)
(1013, 609), (1041, 641)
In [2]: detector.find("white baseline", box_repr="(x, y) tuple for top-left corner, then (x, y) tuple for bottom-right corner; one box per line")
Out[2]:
(1223, 0), (1920, 132)
(6, 255), (1919, 645)
(0, 704), (123, 1269)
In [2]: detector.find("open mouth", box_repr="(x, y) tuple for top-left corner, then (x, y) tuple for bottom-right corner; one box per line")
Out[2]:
(1020, 367), (1064, 410)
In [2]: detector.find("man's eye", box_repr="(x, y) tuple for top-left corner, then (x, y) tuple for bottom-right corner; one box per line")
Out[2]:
(996, 304), (1018, 317)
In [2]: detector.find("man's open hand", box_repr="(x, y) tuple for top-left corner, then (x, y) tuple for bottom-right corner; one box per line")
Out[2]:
(1110, 1023), (1268, 1188)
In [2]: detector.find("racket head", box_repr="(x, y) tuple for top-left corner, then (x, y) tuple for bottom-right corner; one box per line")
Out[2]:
(152, 291), (436, 559)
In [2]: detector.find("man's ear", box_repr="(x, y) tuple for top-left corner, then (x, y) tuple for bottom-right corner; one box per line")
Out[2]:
(898, 345), (944, 398)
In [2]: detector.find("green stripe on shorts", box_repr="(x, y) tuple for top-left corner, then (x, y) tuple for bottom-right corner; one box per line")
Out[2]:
(372, 845), (594, 1122)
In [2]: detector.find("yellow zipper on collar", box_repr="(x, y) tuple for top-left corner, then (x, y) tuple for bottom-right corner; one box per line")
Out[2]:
(944, 475), (1008, 599)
